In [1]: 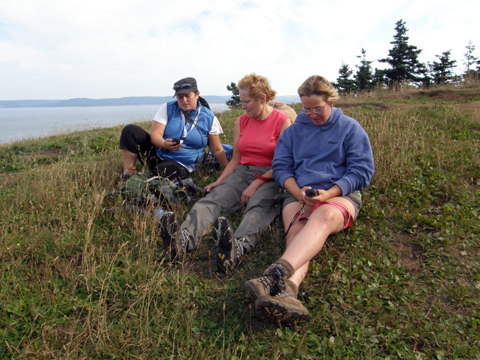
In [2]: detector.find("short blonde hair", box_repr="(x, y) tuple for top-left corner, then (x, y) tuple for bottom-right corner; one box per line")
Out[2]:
(297, 75), (340, 102)
(238, 73), (276, 101)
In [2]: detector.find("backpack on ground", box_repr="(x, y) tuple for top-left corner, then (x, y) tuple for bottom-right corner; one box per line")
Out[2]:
(102, 173), (205, 220)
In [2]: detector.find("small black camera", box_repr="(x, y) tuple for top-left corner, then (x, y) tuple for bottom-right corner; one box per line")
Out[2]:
(171, 138), (181, 145)
(305, 189), (318, 198)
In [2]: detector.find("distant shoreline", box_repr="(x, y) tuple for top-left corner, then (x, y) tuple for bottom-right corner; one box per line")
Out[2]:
(0, 103), (229, 144)
(0, 95), (299, 108)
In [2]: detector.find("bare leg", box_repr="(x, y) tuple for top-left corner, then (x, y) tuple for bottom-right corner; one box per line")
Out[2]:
(281, 202), (309, 287)
(281, 197), (355, 288)
(121, 149), (138, 170)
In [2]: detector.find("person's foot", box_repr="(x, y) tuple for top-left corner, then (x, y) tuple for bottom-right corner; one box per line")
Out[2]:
(243, 259), (295, 301)
(121, 169), (135, 181)
(255, 280), (311, 324)
(213, 217), (242, 274)
(243, 275), (275, 300)
(159, 212), (187, 262)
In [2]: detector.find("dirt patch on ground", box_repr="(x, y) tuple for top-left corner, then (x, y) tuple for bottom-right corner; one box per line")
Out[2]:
(426, 90), (457, 100)
(380, 89), (479, 102)
(405, 89), (458, 101)
(337, 103), (390, 111)
(20, 149), (63, 158)
(20, 145), (78, 159)
(0, 173), (21, 189)
(390, 232), (422, 272)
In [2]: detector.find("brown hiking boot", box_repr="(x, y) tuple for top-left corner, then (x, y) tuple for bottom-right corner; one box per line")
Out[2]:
(213, 217), (243, 274)
(160, 212), (188, 262)
(255, 280), (311, 324)
(243, 258), (295, 301)
(243, 275), (275, 300)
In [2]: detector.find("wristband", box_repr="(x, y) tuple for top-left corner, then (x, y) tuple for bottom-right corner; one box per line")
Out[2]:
(254, 174), (274, 182)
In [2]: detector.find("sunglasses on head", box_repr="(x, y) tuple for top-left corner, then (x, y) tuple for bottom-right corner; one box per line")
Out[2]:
(173, 83), (193, 90)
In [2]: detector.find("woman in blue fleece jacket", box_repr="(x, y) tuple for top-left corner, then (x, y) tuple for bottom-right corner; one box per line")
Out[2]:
(244, 75), (375, 324)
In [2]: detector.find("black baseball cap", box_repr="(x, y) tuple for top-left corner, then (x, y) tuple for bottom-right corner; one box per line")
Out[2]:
(173, 77), (198, 96)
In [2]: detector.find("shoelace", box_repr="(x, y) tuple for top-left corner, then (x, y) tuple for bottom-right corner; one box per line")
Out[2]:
(181, 228), (192, 250)
(235, 238), (246, 256)
(233, 239), (241, 258)
(257, 276), (274, 290)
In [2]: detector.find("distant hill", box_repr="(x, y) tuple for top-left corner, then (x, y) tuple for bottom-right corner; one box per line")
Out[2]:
(0, 95), (299, 108)
(0, 96), (228, 108)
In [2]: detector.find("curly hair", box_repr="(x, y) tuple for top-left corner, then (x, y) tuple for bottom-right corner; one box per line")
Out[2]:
(238, 73), (276, 101)
(297, 75), (340, 102)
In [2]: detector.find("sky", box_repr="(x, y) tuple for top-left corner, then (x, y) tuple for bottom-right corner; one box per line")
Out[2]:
(0, 0), (479, 100)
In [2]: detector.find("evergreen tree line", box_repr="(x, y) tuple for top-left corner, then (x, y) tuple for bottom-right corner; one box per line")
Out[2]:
(333, 19), (480, 93)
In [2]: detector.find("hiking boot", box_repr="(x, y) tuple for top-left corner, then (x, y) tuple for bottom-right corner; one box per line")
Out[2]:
(243, 275), (275, 301)
(159, 212), (187, 262)
(262, 258), (295, 294)
(213, 217), (242, 274)
(255, 280), (311, 324)
(243, 259), (295, 301)
(121, 169), (135, 182)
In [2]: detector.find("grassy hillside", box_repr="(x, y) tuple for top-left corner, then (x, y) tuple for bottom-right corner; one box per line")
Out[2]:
(1, 83), (479, 359)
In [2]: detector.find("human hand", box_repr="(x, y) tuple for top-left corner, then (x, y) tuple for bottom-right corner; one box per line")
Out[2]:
(304, 188), (329, 206)
(295, 187), (308, 203)
(241, 182), (260, 206)
(204, 181), (220, 193)
(165, 139), (182, 151)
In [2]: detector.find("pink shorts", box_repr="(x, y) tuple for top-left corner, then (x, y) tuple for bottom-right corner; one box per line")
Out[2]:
(312, 201), (354, 228)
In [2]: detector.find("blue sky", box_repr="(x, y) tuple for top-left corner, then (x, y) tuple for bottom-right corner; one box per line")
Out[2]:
(0, 0), (478, 100)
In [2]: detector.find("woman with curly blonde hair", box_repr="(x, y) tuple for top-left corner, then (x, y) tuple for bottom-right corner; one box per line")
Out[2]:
(160, 74), (292, 273)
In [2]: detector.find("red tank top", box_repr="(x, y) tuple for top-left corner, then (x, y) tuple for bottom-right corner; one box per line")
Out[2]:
(238, 108), (289, 166)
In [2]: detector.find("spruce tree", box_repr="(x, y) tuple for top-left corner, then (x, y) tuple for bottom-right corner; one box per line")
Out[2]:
(429, 50), (457, 84)
(335, 62), (356, 93)
(463, 40), (478, 72)
(354, 48), (374, 91)
(463, 40), (479, 79)
(379, 19), (426, 86)
(372, 68), (386, 88)
(226, 82), (241, 108)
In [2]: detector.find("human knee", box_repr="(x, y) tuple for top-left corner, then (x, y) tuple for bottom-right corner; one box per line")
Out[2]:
(190, 196), (216, 212)
(244, 201), (276, 217)
(120, 124), (141, 152)
(310, 206), (337, 226)
(121, 124), (138, 139)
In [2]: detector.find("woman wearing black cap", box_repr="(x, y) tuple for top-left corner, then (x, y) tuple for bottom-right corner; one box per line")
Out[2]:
(160, 74), (292, 275)
(119, 77), (228, 180)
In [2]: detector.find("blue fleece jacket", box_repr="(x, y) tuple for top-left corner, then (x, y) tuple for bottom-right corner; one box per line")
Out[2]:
(272, 107), (375, 195)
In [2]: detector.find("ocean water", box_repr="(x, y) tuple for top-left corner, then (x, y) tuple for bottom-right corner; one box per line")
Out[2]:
(0, 103), (229, 144)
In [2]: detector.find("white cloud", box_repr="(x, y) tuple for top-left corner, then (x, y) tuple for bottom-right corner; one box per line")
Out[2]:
(0, 0), (479, 99)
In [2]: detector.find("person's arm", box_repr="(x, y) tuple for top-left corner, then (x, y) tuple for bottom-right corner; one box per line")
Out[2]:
(283, 177), (304, 203)
(207, 134), (228, 167)
(240, 117), (292, 205)
(150, 121), (182, 151)
(334, 123), (375, 195)
(204, 118), (241, 192)
(272, 121), (296, 189)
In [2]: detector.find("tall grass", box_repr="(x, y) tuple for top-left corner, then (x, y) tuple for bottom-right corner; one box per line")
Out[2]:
(1, 84), (479, 359)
